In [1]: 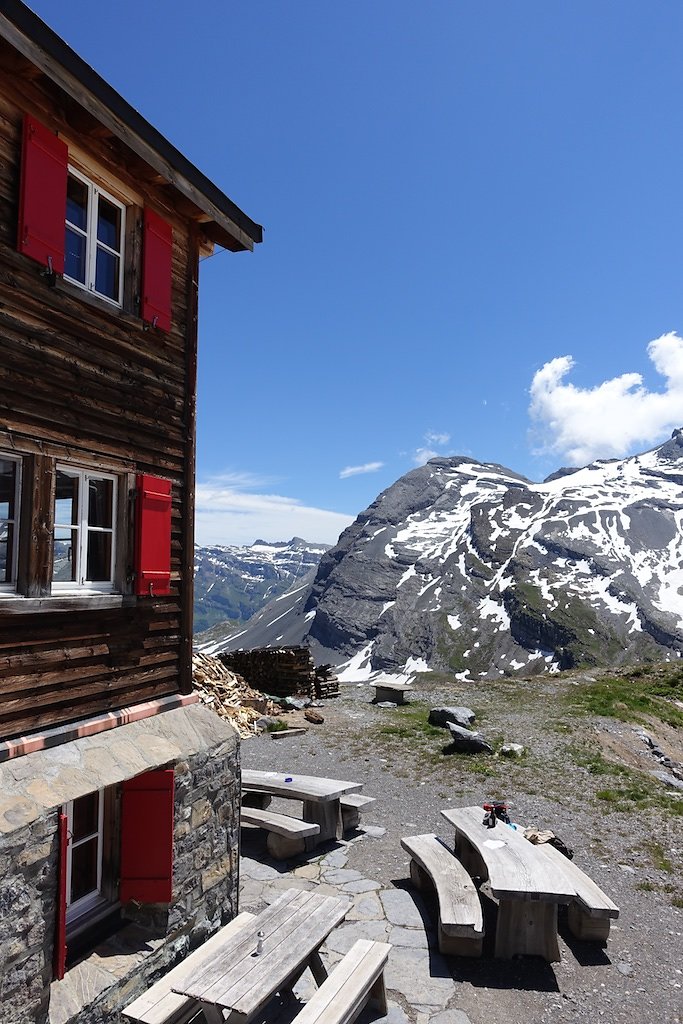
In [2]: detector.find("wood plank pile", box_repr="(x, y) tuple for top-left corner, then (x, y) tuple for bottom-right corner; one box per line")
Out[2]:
(219, 646), (318, 699)
(314, 663), (340, 699)
(192, 652), (282, 737)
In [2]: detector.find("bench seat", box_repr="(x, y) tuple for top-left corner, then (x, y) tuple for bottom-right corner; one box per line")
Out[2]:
(292, 939), (391, 1024)
(536, 841), (619, 942)
(340, 793), (376, 831)
(240, 807), (320, 860)
(401, 833), (484, 956)
(372, 682), (411, 704)
(122, 912), (255, 1024)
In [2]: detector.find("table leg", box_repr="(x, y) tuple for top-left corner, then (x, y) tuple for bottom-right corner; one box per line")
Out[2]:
(494, 900), (560, 962)
(302, 799), (343, 844)
(308, 949), (329, 987)
(199, 1002), (225, 1024)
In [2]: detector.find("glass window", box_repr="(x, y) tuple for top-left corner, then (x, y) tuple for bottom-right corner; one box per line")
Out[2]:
(65, 791), (105, 922)
(0, 457), (19, 587)
(53, 468), (116, 591)
(64, 169), (125, 306)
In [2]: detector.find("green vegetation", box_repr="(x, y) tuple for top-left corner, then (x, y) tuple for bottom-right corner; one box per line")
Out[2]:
(644, 841), (674, 873)
(265, 719), (288, 732)
(505, 581), (624, 669)
(569, 742), (683, 817)
(567, 664), (683, 728)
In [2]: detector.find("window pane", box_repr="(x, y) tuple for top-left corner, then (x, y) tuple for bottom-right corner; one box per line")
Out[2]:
(55, 472), (78, 526)
(86, 531), (112, 582)
(95, 247), (119, 301)
(71, 838), (99, 903)
(72, 792), (100, 842)
(97, 196), (121, 251)
(88, 478), (113, 529)
(0, 538), (8, 583)
(53, 528), (78, 582)
(66, 175), (88, 232)
(0, 459), (16, 520)
(65, 227), (87, 284)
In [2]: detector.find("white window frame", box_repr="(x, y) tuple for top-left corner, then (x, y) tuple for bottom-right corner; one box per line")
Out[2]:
(0, 452), (21, 593)
(64, 791), (106, 926)
(53, 467), (117, 594)
(64, 166), (126, 307)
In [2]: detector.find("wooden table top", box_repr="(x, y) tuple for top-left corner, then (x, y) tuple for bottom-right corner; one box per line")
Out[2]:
(175, 888), (349, 1022)
(441, 805), (576, 903)
(241, 769), (363, 803)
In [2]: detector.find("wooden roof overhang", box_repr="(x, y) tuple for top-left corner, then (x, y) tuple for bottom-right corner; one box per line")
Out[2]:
(0, 0), (263, 253)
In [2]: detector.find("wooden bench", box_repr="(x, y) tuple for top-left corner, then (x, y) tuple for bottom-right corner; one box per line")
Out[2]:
(372, 681), (411, 704)
(292, 939), (391, 1024)
(401, 834), (484, 956)
(535, 840), (619, 942)
(340, 793), (376, 831)
(240, 806), (320, 860)
(122, 912), (255, 1024)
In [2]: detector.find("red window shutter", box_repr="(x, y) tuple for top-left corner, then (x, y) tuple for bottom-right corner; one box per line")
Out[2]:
(53, 812), (68, 980)
(142, 208), (172, 332)
(135, 474), (172, 596)
(120, 770), (175, 903)
(18, 115), (68, 273)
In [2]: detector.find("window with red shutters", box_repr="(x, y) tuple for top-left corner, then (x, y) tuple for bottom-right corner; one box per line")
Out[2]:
(18, 114), (68, 273)
(135, 474), (172, 597)
(120, 770), (175, 904)
(142, 208), (173, 332)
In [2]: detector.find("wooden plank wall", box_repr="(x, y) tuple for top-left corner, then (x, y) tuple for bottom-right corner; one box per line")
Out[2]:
(0, 49), (200, 739)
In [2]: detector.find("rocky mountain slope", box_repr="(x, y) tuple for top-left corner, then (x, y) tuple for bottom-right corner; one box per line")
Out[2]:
(197, 432), (683, 676)
(193, 538), (328, 635)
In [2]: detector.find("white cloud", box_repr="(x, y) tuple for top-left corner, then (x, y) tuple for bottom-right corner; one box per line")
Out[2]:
(195, 474), (354, 546)
(529, 332), (683, 465)
(339, 461), (384, 479)
(413, 447), (441, 466)
(424, 430), (451, 445)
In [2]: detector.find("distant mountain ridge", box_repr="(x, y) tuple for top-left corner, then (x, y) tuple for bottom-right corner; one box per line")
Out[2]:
(193, 537), (329, 635)
(198, 431), (683, 676)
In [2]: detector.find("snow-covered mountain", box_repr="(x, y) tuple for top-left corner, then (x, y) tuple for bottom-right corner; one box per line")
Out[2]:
(198, 431), (683, 677)
(193, 538), (329, 635)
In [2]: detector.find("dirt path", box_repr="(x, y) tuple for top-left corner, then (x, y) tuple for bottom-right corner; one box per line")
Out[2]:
(241, 671), (683, 1024)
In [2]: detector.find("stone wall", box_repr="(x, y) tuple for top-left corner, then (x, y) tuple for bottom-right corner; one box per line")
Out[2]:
(0, 812), (59, 1024)
(0, 710), (241, 1024)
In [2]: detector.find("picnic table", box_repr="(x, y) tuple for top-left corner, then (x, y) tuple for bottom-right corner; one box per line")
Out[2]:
(441, 805), (577, 961)
(173, 887), (349, 1023)
(241, 769), (363, 846)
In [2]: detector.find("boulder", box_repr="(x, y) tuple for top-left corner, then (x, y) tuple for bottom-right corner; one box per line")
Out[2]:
(429, 706), (476, 729)
(444, 722), (493, 754)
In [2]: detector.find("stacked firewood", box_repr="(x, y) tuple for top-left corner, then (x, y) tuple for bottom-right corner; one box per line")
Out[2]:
(192, 652), (281, 738)
(219, 646), (317, 698)
(314, 663), (339, 699)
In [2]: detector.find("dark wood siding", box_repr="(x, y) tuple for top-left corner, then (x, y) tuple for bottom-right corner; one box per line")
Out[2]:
(0, 53), (200, 739)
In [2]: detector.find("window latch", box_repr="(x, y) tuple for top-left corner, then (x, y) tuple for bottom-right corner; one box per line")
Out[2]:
(42, 255), (57, 287)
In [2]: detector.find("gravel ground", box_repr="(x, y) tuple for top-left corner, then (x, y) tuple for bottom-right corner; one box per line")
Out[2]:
(240, 671), (683, 1024)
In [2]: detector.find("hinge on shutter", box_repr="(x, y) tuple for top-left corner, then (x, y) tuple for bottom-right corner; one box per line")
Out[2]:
(41, 255), (57, 287)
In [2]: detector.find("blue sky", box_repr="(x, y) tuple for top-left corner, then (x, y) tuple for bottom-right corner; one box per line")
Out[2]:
(29, 1), (683, 545)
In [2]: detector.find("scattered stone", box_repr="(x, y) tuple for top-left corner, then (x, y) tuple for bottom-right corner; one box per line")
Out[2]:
(361, 824), (387, 838)
(376, 701), (398, 708)
(254, 716), (279, 731)
(304, 708), (324, 724)
(428, 706), (476, 729)
(651, 770), (683, 791)
(321, 848), (348, 869)
(444, 722), (493, 754)
(617, 962), (634, 977)
(499, 743), (525, 757)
